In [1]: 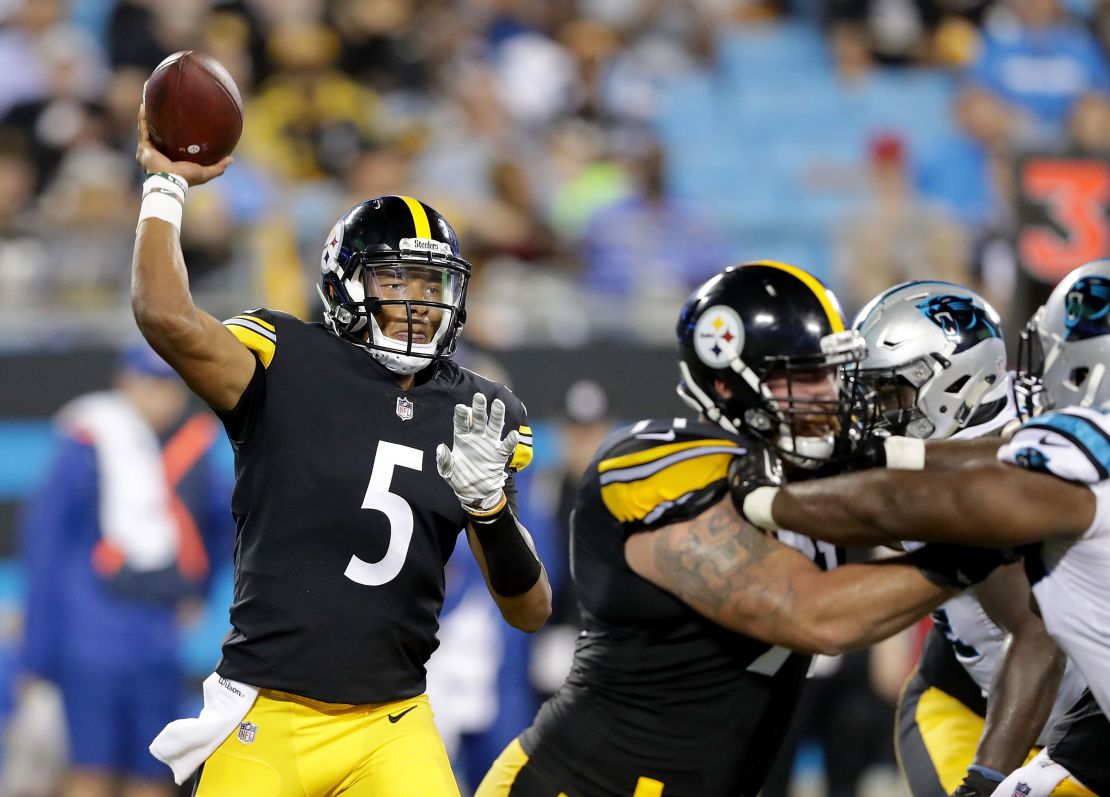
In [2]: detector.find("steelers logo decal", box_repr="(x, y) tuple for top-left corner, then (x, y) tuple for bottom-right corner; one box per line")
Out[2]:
(694, 305), (745, 368)
(321, 220), (344, 274)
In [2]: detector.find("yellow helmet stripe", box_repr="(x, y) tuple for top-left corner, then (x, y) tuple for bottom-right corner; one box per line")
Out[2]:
(398, 196), (431, 239)
(752, 260), (845, 333)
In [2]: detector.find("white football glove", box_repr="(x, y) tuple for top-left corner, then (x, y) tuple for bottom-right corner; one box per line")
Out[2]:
(436, 392), (519, 513)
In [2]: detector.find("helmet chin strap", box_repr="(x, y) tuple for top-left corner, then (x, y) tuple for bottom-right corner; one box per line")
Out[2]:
(318, 291), (436, 376)
(366, 314), (439, 375)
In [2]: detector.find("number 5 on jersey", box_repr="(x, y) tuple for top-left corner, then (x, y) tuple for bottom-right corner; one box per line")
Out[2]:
(345, 441), (422, 586)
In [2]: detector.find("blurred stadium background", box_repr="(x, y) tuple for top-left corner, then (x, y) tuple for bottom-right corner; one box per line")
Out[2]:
(0, 0), (1107, 794)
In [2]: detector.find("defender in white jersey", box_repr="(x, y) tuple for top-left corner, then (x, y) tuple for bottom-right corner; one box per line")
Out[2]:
(727, 261), (1110, 795)
(849, 281), (1090, 797)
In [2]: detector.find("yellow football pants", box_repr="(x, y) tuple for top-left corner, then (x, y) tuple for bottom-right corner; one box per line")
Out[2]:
(475, 738), (666, 797)
(896, 675), (1094, 797)
(193, 690), (460, 797)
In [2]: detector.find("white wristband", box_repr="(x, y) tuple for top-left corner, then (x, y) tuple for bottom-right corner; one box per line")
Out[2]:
(137, 173), (189, 233)
(137, 190), (183, 232)
(884, 436), (926, 470)
(743, 486), (780, 530)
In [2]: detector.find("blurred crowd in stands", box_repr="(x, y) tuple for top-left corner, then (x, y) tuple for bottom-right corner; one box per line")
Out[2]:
(1, 1), (1109, 795)
(0, 0), (1106, 348)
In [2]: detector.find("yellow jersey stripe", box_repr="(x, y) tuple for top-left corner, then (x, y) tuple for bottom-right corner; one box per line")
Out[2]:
(601, 452), (731, 523)
(511, 442), (533, 472)
(399, 195), (431, 239)
(238, 314), (275, 332)
(752, 260), (845, 333)
(633, 778), (665, 797)
(599, 439), (736, 474)
(226, 325), (276, 367)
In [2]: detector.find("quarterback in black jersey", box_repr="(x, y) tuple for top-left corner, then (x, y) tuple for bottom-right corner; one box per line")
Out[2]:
(476, 262), (1009, 797)
(131, 107), (550, 797)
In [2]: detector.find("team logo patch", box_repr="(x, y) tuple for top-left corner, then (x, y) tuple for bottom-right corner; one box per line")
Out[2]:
(321, 220), (344, 275)
(917, 294), (1001, 353)
(694, 305), (745, 368)
(396, 396), (414, 421)
(1013, 447), (1050, 473)
(237, 721), (257, 744)
(1064, 275), (1110, 341)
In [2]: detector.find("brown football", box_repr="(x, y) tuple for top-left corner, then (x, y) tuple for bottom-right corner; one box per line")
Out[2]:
(143, 51), (243, 166)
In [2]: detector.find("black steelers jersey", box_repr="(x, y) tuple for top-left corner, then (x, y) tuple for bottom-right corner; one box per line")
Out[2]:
(518, 417), (841, 797)
(213, 309), (532, 704)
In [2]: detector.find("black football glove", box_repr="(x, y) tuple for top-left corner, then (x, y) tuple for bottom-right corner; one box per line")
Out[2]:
(849, 429), (926, 472)
(949, 766), (1006, 797)
(849, 429), (891, 471)
(912, 544), (1019, 590)
(727, 447), (784, 527)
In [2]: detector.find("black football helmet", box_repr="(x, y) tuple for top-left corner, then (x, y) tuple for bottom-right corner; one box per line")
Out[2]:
(677, 261), (869, 466)
(318, 195), (471, 375)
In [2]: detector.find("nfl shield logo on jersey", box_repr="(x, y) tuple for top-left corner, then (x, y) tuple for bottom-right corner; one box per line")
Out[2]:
(1012, 784), (1031, 797)
(396, 396), (414, 421)
(237, 721), (257, 744)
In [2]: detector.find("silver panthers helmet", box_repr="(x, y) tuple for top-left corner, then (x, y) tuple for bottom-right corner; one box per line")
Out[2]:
(852, 280), (1008, 439)
(1018, 260), (1110, 414)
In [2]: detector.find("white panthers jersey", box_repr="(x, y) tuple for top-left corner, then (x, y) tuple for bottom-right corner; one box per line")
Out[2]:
(917, 384), (1086, 741)
(999, 405), (1110, 719)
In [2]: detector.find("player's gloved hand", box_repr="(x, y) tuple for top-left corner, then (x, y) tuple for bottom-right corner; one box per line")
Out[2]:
(949, 765), (1006, 797)
(436, 392), (519, 516)
(850, 428), (926, 471)
(727, 447), (784, 530)
(912, 544), (1019, 590)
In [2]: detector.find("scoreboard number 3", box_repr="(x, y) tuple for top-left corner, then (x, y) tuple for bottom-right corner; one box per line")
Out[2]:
(1018, 157), (1110, 283)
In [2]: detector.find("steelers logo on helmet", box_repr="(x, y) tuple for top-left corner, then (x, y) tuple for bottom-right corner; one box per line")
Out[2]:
(316, 195), (472, 377)
(694, 305), (745, 369)
(321, 220), (344, 275)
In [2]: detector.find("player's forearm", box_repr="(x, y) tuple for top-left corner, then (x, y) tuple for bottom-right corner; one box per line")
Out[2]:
(800, 558), (956, 654)
(132, 218), (201, 339)
(466, 515), (551, 632)
(924, 437), (1004, 469)
(772, 465), (1090, 548)
(770, 470), (928, 546)
(491, 566), (552, 633)
(974, 622), (1065, 773)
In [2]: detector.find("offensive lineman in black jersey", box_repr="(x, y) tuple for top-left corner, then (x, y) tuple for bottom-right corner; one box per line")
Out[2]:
(476, 262), (1010, 797)
(131, 108), (551, 796)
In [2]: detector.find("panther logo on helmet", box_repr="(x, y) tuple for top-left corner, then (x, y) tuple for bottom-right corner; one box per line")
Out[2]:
(1064, 276), (1110, 341)
(916, 295), (1001, 354)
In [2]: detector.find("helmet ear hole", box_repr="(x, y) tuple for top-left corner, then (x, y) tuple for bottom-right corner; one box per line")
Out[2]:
(1070, 367), (1090, 388)
(944, 375), (970, 394)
